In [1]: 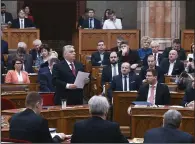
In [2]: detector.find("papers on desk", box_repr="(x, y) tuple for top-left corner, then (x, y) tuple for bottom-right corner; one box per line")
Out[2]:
(74, 71), (90, 89)
(169, 105), (184, 108)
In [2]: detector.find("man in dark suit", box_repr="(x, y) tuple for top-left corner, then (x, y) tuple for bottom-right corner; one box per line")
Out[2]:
(81, 9), (101, 29)
(110, 62), (142, 100)
(52, 45), (89, 105)
(139, 55), (165, 83)
(101, 51), (121, 86)
(110, 36), (124, 52)
(11, 9), (35, 28)
(160, 50), (185, 75)
(181, 80), (195, 107)
(71, 95), (128, 143)
(1, 3), (13, 24)
(1, 39), (8, 54)
(9, 92), (68, 143)
(29, 39), (42, 62)
(40, 58), (60, 92)
(162, 39), (186, 61)
(144, 109), (194, 143)
(7, 47), (34, 73)
(117, 40), (140, 67)
(91, 40), (110, 66)
(136, 69), (170, 105)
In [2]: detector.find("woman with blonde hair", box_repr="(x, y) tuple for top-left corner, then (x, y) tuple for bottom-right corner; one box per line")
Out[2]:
(5, 57), (30, 84)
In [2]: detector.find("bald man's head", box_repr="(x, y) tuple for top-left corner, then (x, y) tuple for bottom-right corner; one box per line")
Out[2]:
(121, 62), (130, 75)
(169, 50), (178, 62)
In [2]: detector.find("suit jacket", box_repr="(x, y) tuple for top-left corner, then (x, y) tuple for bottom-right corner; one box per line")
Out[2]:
(144, 125), (194, 143)
(4, 12), (13, 23)
(91, 51), (110, 66)
(9, 108), (62, 143)
(82, 18), (101, 29)
(162, 47), (187, 60)
(40, 71), (55, 92)
(139, 66), (165, 83)
(181, 87), (195, 106)
(29, 49), (41, 61)
(71, 116), (128, 143)
(52, 60), (84, 105)
(160, 58), (185, 75)
(118, 49), (141, 65)
(1, 40), (8, 54)
(7, 53), (34, 73)
(111, 72), (142, 92)
(5, 70), (30, 84)
(101, 63), (121, 86)
(136, 83), (170, 105)
(38, 66), (50, 82)
(11, 18), (35, 28)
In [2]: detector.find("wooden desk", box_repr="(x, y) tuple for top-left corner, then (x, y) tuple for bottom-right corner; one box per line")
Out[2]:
(2, 74), (38, 83)
(113, 91), (184, 127)
(1, 105), (90, 137)
(79, 29), (140, 54)
(1, 83), (39, 92)
(131, 106), (195, 138)
(181, 30), (194, 52)
(2, 28), (40, 50)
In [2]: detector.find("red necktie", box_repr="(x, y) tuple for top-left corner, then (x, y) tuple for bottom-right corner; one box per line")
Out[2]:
(70, 63), (76, 76)
(148, 85), (155, 104)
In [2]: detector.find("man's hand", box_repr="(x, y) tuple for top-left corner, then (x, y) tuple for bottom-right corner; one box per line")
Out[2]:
(131, 64), (138, 69)
(69, 84), (77, 89)
(58, 133), (66, 140)
(121, 48), (128, 56)
(84, 78), (90, 84)
(187, 101), (194, 108)
(142, 79), (147, 83)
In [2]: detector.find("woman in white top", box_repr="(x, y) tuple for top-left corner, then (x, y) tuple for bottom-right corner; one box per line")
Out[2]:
(5, 57), (30, 84)
(186, 43), (195, 73)
(103, 10), (122, 30)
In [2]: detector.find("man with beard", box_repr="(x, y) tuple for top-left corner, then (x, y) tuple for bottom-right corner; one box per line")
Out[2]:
(1, 3), (13, 24)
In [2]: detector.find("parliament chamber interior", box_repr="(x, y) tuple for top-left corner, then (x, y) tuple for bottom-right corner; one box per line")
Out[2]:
(1, 0), (195, 143)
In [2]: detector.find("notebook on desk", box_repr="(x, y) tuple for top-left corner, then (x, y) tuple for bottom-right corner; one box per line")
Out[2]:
(131, 101), (153, 106)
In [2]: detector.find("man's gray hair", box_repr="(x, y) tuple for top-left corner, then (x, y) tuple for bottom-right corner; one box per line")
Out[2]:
(117, 36), (124, 41)
(163, 109), (182, 128)
(63, 45), (74, 54)
(88, 95), (109, 116)
(18, 42), (27, 48)
(33, 39), (42, 46)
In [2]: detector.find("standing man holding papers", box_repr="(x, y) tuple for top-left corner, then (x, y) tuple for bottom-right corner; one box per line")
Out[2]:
(52, 45), (89, 105)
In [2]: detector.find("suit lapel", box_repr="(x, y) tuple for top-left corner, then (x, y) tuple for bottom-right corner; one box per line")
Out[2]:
(155, 83), (160, 104)
(119, 75), (123, 90)
(17, 19), (20, 28)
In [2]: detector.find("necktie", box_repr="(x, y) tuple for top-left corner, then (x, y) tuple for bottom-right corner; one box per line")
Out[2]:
(154, 53), (157, 61)
(89, 18), (92, 28)
(21, 19), (24, 29)
(113, 64), (117, 77)
(124, 75), (127, 91)
(70, 63), (76, 76)
(148, 85), (155, 104)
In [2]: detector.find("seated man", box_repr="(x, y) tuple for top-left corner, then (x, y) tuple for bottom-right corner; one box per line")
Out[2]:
(9, 92), (68, 143)
(111, 62), (142, 98)
(39, 58), (60, 92)
(91, 40), (110, 66)
(144, 110), (194, 143)
(139, 55), (165, 83)
(102, 10), (122, 30)
(1, 3), (13, 24)
(118, 40), (140, 66)
(71, 95), (128, 143)
(110, 36), (124, 52)
(29, 39), (42, 62)
(11, 9), (35, 29)
(101, 51), (121, 86)
(1, 39), (8, 55)
(136, 69), (170, 105)
(162, 39), (186, 61)
(181, 79), (195, 107)
(160, 50), (185, 76)
(137, 36), (152, 61)
(81, 9), (101, 29)
(7, 46), (34, 73)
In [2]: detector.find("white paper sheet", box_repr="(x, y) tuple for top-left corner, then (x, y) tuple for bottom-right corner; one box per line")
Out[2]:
(74, 71), (90, 89)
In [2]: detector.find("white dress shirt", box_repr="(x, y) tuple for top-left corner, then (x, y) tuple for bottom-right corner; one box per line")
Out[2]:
(111, 63), (119, 78)
(65, 59), (75, 89)
(168, 60), (176, 75)
(103, 18), (122, 29)
(147, 83), (157, 104)
(16, 71), (24, 83)
(19, 18), (25, 29)
(1, 14), (5, 24)
(122, 74), (129, 91)
(153, 53), (159, 66)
